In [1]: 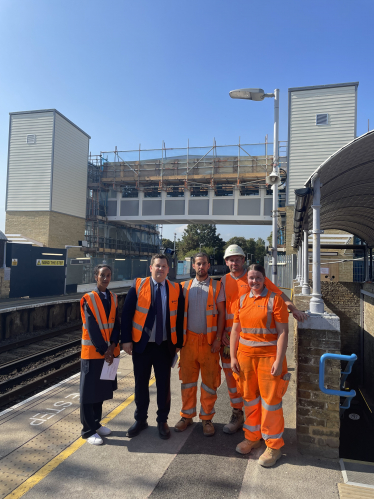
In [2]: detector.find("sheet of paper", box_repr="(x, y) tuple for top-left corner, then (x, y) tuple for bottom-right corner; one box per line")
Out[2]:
(100, 357), (120, 380)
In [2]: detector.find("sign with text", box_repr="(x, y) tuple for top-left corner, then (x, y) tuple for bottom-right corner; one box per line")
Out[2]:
(36, 259), (64, 266)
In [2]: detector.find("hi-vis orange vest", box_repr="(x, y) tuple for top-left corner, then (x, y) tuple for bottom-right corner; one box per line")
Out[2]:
(220, 272), (249, 337)
(80, 291), (120, 360)
(132, 277), (180, 345)
(181, 277), (221, 346)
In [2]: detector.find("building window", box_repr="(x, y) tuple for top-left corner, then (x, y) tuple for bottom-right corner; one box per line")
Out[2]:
(26, 134), (36, 144)
(122, 186), (138, 198)
(144, 189), (161, 198)
(215, 184), (233, 196)
(316, 114), (329, 126)
(240, 186), (259, 196)
(167, 187), (184, 197)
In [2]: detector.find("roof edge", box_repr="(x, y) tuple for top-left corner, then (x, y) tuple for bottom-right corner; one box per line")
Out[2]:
(288, 82), (359, 93)
(9, 109), (91, 139)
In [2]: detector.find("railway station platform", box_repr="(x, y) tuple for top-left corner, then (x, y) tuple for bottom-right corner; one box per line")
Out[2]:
(2, 323), (362, 499)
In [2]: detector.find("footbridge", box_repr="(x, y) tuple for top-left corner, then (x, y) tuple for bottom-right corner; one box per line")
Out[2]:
(88, 141), (287, 226)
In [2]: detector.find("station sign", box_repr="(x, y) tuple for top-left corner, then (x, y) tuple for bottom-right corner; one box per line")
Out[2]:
(36, 259), (64, 266)
(70, 259), (88, 265)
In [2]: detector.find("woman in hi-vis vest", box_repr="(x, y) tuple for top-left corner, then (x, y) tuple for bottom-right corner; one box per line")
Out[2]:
(230, 264), (290, 467)
(80, 264), (120, 445)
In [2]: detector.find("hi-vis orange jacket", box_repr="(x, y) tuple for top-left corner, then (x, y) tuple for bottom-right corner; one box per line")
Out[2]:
(220, 272), (249, 337)
(181, 278), (221, 346)
(234, 286), (288, 357)
(132, 277), (180, 344)
(221, 274), (283, 337)
(80, 291), (120, 359)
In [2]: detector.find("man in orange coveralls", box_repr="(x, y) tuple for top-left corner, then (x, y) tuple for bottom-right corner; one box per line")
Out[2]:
(218, 244), (307, 435)
(174, 252), (225, 437)
(230, 264), (290, 467)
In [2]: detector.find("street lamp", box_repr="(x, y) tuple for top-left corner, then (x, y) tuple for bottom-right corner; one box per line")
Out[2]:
(229, 87), (280, 285)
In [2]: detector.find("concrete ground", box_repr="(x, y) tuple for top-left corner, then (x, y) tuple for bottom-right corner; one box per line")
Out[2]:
(20, 316), (343, 499)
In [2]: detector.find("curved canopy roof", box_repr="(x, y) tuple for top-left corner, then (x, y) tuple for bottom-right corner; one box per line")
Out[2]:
(294, 130), (374, 247)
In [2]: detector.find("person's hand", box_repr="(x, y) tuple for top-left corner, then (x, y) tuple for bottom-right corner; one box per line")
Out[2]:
(271, 359), (282, 376)
(122, 342), (133, 355)
(291, 309), (308, 322)
(211, 338), (221, 353)
(231, 357), (240, 375)
(222, 333), (230, 346)
(105, 344), (115, 365)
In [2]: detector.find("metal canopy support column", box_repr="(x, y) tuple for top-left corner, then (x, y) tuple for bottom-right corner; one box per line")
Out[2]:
(310, 176), (324, 314)
(297, 246), (302, 282)
(302, 229), (310, 295)
(271, 88), (279, 286)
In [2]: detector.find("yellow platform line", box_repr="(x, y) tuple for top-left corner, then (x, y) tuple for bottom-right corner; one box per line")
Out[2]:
(5, 378), (156, 499)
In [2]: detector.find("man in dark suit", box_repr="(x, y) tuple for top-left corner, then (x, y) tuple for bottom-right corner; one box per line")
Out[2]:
(121, 254), (184, 440)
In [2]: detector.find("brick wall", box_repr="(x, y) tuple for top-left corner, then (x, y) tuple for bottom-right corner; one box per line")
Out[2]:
(321, 282), (361, 382)
(6, 211), (85, 257)
(293, 289), (341, 458)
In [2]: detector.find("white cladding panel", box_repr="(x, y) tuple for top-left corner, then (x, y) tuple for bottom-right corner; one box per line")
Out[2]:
(51, 113), (89, 218)
(7, 112), (54, 211)
(287, 85), (357, 205)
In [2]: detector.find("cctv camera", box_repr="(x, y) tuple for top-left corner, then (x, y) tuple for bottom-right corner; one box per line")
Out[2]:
(266, 171), (280, 185)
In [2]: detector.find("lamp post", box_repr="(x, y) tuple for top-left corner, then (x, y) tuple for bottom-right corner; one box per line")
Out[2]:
(229, 88), (280, 285)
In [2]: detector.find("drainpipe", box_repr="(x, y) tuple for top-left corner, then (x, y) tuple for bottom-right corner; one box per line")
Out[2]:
(302, 229), (310, 295)
(309, 176), (324, 314)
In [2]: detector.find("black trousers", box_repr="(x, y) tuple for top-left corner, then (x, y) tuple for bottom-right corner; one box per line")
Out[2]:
(132, 340), (173, 423)
(80, 401), (103, 438)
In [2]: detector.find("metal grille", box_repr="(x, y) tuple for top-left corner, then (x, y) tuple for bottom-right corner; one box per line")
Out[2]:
(26, 134), (36, 144)
(316, 113), (329, 125)
(264, 254), (296, 290)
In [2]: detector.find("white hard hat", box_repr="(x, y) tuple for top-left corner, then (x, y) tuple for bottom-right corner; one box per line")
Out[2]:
(224, 244), (246, 260)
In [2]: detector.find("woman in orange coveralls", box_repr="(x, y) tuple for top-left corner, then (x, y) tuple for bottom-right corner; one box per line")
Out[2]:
(230, 264), (290, 467)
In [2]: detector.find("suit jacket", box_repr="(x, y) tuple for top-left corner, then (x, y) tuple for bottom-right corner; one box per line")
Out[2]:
(121, 278), (184, 355)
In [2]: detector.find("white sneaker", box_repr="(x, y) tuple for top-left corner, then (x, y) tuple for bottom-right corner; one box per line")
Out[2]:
(86, 433), (103, 445)
(96, 426), (111, 436)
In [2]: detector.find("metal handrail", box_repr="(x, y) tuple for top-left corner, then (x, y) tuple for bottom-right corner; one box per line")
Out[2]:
(319, 353), (357, 414)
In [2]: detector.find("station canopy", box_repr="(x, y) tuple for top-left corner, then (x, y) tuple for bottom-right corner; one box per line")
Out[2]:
(293, 130), (374, 247)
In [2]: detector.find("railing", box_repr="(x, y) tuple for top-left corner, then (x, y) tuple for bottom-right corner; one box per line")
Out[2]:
(319, 353), (357, 415)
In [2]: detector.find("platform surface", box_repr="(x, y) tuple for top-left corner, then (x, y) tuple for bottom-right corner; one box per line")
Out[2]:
(0, 321), (352, 499)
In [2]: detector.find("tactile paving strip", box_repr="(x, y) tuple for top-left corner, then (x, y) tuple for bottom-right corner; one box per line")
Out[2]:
(338, 483), (374, 498)
(0, 367), (140, 499)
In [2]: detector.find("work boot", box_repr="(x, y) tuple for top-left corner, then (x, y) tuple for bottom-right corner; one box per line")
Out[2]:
(258, 446), (282, 467)
(174, 417), (193, 432)
(202, 419), (215, 437)
(223, 408), (244, 434)
(235, 438), (262, 455)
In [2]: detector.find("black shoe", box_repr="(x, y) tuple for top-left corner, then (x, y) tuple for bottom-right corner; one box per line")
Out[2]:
(158, 422), (170, 440)
(127, 420), (148, 438)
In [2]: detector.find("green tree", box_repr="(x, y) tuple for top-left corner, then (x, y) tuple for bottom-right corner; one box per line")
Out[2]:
(254, 237), (266, 266)
(178, 224), (224, 259)
(162, 238), (174, 250)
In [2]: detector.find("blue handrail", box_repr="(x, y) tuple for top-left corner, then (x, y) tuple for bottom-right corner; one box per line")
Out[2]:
(319, 353), (357, 414)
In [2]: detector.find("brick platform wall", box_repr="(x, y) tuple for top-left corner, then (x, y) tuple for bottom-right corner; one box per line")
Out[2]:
(0, 268), (10, 299)
(321, 282), (361, 383)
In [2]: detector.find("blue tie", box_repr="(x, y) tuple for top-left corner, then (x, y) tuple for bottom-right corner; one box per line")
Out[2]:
(155, 283), (163, 345)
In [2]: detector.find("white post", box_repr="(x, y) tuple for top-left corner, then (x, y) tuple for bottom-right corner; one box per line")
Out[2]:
(296, 245), (302, 282)
(310, 176), (324, 313)
(271, 88), (279, 286)
(302, 229), (310, 295)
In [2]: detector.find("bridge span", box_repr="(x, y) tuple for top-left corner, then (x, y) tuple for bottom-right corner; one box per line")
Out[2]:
(89, 141), (287, 226)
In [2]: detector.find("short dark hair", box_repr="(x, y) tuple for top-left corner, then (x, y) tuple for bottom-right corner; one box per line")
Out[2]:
(151, 253), (169, 266)
(193, 252), (209, 262)
(94, 264), (112, 277)
(248, 263), (266, 277)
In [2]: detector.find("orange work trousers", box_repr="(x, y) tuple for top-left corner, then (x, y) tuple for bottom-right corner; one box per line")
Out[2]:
(179, 330), (221, 420)
(220, 347), (243, 409)
(236, 352), (288, 450)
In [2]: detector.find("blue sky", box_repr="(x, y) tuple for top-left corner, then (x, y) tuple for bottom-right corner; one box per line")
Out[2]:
(1, 0), (373, 243)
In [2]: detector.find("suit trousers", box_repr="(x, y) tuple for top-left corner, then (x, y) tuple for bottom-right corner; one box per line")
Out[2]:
(80, 401), (103, 438)
(132, 340), (173, 423)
